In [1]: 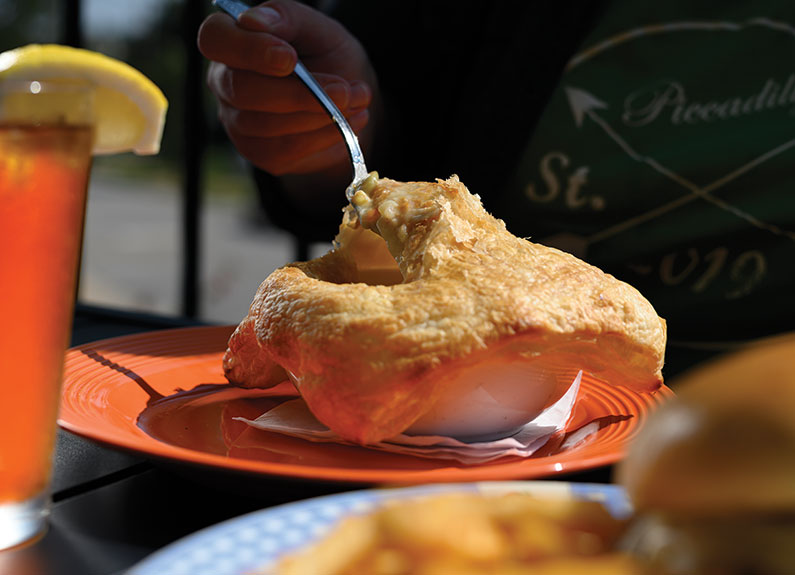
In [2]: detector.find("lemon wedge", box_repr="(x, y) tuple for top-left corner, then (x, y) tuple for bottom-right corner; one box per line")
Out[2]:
(0, 44), (167, 155)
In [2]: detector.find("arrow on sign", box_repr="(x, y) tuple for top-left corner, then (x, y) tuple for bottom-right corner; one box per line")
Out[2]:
(565, 87), (607, 128)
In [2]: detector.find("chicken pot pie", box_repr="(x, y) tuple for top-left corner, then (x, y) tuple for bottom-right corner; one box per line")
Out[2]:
(223, 175), (666, 444)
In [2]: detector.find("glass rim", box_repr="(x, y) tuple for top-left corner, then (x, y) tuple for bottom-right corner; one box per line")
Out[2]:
(0, 78), (95, 95)
(0, 79), (95, 126)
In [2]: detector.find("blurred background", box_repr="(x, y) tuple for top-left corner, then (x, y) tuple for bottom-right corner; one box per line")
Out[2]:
(0, 0), (326, 324)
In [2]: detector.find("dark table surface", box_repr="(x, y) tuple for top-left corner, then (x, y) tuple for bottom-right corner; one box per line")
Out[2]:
(0, 304), (614, 575)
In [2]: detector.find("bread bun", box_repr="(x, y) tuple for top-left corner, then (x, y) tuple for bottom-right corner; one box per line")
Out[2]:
(617, 333), (795, 574)
(618, 333), (795, 516)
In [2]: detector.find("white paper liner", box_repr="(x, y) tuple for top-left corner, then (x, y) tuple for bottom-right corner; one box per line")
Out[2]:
(235, 371), (583, 464)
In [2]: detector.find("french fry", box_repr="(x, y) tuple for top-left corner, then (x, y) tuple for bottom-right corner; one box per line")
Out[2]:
(272, 492), (642, 575)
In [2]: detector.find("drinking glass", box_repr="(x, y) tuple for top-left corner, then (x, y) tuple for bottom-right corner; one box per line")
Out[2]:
(0, 79), (95, 550)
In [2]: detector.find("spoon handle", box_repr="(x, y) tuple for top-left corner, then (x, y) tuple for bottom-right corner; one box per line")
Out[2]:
(212, 0), (368, 198)
(293, 62), (369, 190)
(212, 0), (248, 18)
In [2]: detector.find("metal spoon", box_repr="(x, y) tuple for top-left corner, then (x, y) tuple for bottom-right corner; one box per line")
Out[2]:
(212, 0), (369, 200)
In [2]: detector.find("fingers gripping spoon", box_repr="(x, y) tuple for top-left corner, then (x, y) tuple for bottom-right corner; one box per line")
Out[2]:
(212, 0), (370, 201)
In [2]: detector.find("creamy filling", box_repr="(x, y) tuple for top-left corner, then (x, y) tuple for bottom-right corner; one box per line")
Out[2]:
(349, 175), (441, 264)
(349, 171), (380, 227)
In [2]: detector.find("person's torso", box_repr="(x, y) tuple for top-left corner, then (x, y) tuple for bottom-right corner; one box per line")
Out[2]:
(343, 0), (795, 375)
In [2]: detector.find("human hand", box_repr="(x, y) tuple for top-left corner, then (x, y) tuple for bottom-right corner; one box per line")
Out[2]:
(197, 0), (377, 178)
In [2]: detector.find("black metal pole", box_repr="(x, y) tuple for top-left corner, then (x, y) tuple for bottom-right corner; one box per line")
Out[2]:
(63, 0), (86, 304)
(181, 0), (206, 318)
(62, 0), (82, 47)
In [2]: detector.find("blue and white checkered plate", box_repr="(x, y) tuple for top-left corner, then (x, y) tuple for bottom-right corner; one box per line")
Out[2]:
(128, 480), (631, 575)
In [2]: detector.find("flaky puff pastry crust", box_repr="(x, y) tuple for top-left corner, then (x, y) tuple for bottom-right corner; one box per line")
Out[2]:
(223, 176), (666, 444)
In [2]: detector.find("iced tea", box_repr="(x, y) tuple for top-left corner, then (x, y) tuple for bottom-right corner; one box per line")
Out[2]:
(0, 122), (93, 547)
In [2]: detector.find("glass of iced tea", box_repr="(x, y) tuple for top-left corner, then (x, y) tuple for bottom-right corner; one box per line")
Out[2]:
(0, 79), (95, 550)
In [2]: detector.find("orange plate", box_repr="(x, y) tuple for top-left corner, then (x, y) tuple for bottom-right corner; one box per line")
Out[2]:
(59, 326), (673, 484)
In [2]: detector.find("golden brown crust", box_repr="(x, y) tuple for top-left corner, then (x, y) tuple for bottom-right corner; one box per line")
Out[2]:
(223, 176), (666, 444)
